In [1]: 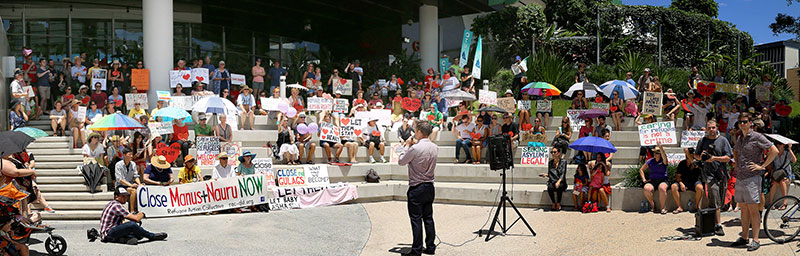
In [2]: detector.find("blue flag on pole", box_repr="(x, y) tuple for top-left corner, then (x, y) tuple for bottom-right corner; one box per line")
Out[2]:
(439, 57), (450, 75)
(459, 30), (473, 68)
(472, 36), (482, 79)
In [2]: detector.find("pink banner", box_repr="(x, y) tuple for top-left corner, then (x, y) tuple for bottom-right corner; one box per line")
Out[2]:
(298, 184), (359, 209)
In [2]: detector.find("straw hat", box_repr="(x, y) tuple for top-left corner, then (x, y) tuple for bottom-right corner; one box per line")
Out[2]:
(150, 155), (171, 169)
(217, 152), (229, 160)
(184, 155), (195, 163)
(241, 85), (252, 92)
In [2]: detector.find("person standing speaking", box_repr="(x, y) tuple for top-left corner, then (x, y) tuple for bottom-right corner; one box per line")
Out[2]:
(398, 121), (437, 256)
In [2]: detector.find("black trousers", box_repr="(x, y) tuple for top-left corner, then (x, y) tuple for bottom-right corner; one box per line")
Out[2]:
(547, 183), (566, 204)
(407, 182), (436, 254)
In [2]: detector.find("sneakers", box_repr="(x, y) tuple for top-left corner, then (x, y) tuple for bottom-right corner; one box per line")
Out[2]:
(43, 206), (56, 213)
(747, 240), (760, 251)
(125, 237), (138, 245)
(730, 237), (748, 247)
(715, 225), (725, 236)
(370, 156), (376, 163)
(152, 232), (168, 241)
(422, 247), (436, 255)
(380, 156), (387, 163)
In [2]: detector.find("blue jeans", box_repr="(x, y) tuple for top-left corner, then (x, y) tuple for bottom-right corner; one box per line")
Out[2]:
(104, 222), (155, 243)
(455, 139), (472, 161)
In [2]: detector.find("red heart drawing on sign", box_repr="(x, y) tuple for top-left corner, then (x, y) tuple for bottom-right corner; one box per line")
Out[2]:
(696, 81), (716, 97)
(156, 142), (181, 163)
(196, 76), (204, 82)
(182, 73), (191, 80)
(470, 132), (481, 140)
(341, 118), (350, 126)
(371, 130), (381, 136)
(776, 103), (792, 117)
(339, 78), (347, 85)
(427, 114), (435, 121)
(354, 129), (362, 136)
(522, 123), (532, 131)
(321, 128), (329, 135)
(402, 97), (421, 112)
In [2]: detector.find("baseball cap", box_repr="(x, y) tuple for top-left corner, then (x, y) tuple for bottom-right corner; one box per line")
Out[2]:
(198, 113), (207, 120)
(644, 68), (651, 72)
(114, 186), (130, 196)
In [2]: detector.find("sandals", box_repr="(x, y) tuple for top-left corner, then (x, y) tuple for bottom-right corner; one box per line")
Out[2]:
(673, 208), (683, 214)
(660, 209), (668, 215)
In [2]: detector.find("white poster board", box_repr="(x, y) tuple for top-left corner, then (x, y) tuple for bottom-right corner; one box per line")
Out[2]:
(231, 74), (246, 85)
(638, 121), (677, 146)
(479, 90), (497, 105)
(333, 99), (349, 113)
(680, 131), (705, 148)
(566, 109), (586, 132)
(307, 97), (333, 111)
(535, 100), (551, 112)
(191, 68), (209, 84)
(171, 96), (194, 110)
(91, 69), (108, 91)
(125, 93), (148, 110)
(641, 92), (662, 116)
(169, 70), (192, 88)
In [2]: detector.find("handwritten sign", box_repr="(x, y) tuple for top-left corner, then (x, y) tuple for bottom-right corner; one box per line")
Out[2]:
(390, 144), (404, 163)
(319, 122), (340, 143)
(196, 137), (220, 166)
(680, 130), (705, 148)
(496, 97), (516, 113)
(171, 96), (194, 110)
(591, 102), (610, 112)
(260, 97), (282, 111)
(191, 68), (209, 84)
(303, 165), (330, 186)
(21, 86), (34, 98)
(641, 92), (662, 116)
(401, 97), (421, 112)
(479, 90), (497, 105)
(446, 99), (461, 109)
(157, 90), (171, 101)
(340, 117), (363, 141)
(231, 73), (246, 85)
(131, 69), (149, 90)
(252, 158), (276, 187)
(269, 196), (300, 211)
(638, 121), (677, 146)
(148, 121), (174, 135)
(755, 85), (770, 102)
(667, 153), (686, 165)
(517, 100), (531, 110)
(333, 99), (349, 113)
(276, 167), (306, 186)
(307, 97), (333, 111)
(566, 109), (586, 132)
(696, 80), (748, 95)
(76, 106), (87, 122)
(169, 70), (191, 88)
(334, 79), (353, 96)
(91, 69), (107, 91)
(125, 93), (148, 110)
(156, 142), (181, 163)
(520, 146), (548, 165)
(220, 142), (243, 167)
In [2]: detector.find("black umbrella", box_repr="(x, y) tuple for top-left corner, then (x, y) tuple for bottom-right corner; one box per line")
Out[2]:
(0, 131), (35, 157)
(80, 162), (105, 194)
(476, 106), (508, 113)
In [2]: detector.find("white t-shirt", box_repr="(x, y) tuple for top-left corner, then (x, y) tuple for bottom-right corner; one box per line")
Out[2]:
(690, 104), (711, 128)
(82, 144), (105, 158)
(442, 77), (460, 91)
(362, 125), (380, 140)
(456, 123), (476, 139)
(10, 80), (23, 96)
(213, 164), (235, 180)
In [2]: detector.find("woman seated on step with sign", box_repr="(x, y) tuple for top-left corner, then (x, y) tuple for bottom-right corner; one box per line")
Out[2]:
(361, 117), (387, 163)
(277, 116), (300, 165)
(318, 112), (344, 163)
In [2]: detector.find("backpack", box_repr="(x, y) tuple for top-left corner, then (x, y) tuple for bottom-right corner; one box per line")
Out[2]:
(365, 169), (380, 183)
(582, 201), (598, 213)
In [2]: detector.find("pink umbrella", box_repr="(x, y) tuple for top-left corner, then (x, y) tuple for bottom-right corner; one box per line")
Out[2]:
(577, 109), (609, 119)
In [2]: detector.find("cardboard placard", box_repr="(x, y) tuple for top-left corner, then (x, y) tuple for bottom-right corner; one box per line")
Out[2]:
(755, 85), (771, 102)
(157, 90), (171, 101)
(303, 165), (330, 186)
(260, 97), (282, 111)
(268, 196), (300, 211)
(666, 153), (686, 165)
(339, 117), (364, 141)
(231, 73), (246, 85)
(520, 146), (548, 165)
(496, 97), (516, 113)
(125, 93), (148, 110)
(638, 121), (677, 146)
(91, 69), (107, 91)
(307, 97), (333, 111)
(333, 99), (349, 113)
(220, 142), (243, 167)
(401, 97), (422, 112)
(334, 79), (353, 96)
(148, 121), (174, 135)
(680, 131), (705, 148)
(169, 70), (191, 88)
(319, 122), (341, 143)
(479, 90), (497, 105)
(566, 109), (586, 132)
(131, 69), (149, 91)
(517, 100), (531, 111)
(171, 96), (194, 110)
(76, 106), (87, 122)
(252, 158), (276, 187)
(535, 100), (551, 112)
(276, 167), (306, 186)
(641, 92), (662, 116)
(191, 68), (209, 84)
(446, 99), (461, 109)
(591, 102), (610, 112)
(196, 137), (220, 166)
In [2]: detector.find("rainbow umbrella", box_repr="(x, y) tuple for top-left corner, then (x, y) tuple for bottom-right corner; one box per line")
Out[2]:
(14, 127), (48, 139)
(521, 82), (561, 96)
(88, 113), (145, 131)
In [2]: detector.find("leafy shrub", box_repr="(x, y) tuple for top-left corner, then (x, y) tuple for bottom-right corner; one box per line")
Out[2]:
(490, 69), (514, 92)
(526, 51), (575, 91)
(621, 163), (678, 188)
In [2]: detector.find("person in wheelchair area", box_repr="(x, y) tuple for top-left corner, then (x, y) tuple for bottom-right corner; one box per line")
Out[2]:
(99, 187), (167, 245)
(0, 215), (29, 256)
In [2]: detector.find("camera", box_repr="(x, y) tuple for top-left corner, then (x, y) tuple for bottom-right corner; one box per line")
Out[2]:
(700, 144), (715, 161)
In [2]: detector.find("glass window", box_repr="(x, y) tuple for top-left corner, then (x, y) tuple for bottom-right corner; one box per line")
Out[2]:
(191, 24), (223, 52)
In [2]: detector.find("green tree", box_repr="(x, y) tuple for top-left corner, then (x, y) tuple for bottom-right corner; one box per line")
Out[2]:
(542, 0), (611, 31)
(471, 4), (547, 67)
(669, 0), (719, 18)
(770, 0), (800, 38)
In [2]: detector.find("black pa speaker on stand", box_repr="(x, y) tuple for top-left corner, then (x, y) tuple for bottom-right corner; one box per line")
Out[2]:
(481, 134), (535, 241)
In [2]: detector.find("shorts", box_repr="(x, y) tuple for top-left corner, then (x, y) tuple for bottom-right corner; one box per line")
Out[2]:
(645, 179), (668, 189)
(320, 140), (339, 148)
(296, 140), (314, 150)
(252, 82), (265, 90)
(38, 86), (51, 99)
(734, 175), (761, 204)
(706, 180), (724, 208)
(590, 185), (611, 195)
(364, 138), (382, 148)
(673, 180), (702, 192)
(536, 111), (551, 117)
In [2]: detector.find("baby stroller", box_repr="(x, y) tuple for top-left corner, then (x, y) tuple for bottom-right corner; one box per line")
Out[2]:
(0, 179), (67, 256)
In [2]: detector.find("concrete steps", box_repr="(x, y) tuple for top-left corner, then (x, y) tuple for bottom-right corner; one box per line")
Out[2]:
(41, 210), (102, 220)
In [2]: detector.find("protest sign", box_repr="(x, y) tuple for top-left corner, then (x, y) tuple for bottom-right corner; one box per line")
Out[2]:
(638, 121), (677, 146)
(276, 167), (306, 186)
(497, 97), (516, 113)
(319, 122), (340, 143)
(169, 70), (191, 88)
(296, 185), (358, 209)
(155, 142), (181, 163)
(131, 69), (149, 90)
(191, 68), (209, 83)
(196, 137), (220, 166)
(333, 99), (349, 113)
(339, 117), (364, 141)
(641, 92), (662, 116)
(566, 109), (586, 132)
(390, 144), (404, 163)
(76, 106), (87, 122)
(520, 146), (548, 165)
(666, 153), (686, 165)
(148, 121), (174, 135)
(446, 99), (461, 109)
(402, 97), (421, 112)
(334, 79), (353, 95)
(221, 142), (243, 166)
(714, 81), (748, 95)
(171, 96), (193, 110)
(268, 196), (300, 211)
(273, 183), (349, 198)
(157, 90), (171, 101)
(307, 97), (333, 111)
(591, 102), (610, 112)
(125, 93), (148, 110)
(260, 97), (281, 111)
(303, 165), (330, 186)
(137, 174), (269, 217)
(479, 90), (497, 105)
(252, 158), (277, 187)
(680, 131), (705, 148)
(533, 100), (550, 112)
(91, 69), (107, 90)
(231, 74), (246, 85)
(755, 85), (771, 102)
(371, 109), (392, 128)
(518, 100), (531, 110)
(21, 86), (34, 98)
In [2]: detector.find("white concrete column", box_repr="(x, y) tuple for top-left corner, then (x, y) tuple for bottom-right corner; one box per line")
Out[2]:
(143, 0), (173, 109)
(419, 4), (438, 73)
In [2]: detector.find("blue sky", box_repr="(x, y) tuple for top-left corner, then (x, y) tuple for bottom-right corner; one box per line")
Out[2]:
(622, 0), (800, 45)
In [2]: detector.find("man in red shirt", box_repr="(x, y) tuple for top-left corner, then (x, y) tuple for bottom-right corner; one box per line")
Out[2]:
(91, 82), (108, 109)
(171, 118), (191, 167)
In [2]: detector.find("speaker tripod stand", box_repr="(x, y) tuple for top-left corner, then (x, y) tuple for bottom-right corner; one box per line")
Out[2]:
(481, 167), (536, 241)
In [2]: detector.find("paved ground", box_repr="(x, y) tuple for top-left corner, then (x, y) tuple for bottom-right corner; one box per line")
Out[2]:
(30, 202), (798, 255)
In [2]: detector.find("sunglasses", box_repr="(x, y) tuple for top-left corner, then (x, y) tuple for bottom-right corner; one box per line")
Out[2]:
(550, 151), (558, 154)
(492, 118), (498, 120)
(535, 120), (540, 123)
(219, 157), (228, 160)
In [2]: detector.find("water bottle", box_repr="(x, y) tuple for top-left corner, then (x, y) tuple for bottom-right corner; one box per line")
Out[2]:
(688, 200), (693, 210)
